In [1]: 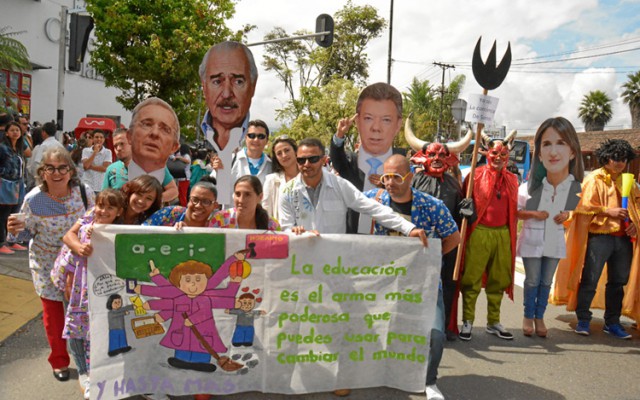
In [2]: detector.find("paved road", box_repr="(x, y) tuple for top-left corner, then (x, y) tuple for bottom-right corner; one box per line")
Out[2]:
(1, 254), (639, 400)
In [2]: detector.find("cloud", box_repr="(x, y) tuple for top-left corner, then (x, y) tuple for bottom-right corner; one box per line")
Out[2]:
(231, 0), (639, 134)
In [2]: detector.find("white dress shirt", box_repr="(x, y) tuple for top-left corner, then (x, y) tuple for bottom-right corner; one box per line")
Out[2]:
(278, 170), (416, 235)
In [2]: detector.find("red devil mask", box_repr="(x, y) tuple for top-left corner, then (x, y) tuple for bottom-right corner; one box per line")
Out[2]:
(423, 143), (459, 177)
(485, 141), (510, 171)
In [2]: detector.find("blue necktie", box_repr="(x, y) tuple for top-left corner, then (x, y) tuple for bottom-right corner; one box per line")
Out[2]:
(366, 158), (383, 175)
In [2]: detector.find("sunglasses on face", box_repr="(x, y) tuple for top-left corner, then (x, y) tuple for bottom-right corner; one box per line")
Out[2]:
(189, 196), (216, 207)
(296, 155), (323, 165)
(43, 165), (71, 175)
(379, 172), (411, 185)
(247, 133), (267, 140)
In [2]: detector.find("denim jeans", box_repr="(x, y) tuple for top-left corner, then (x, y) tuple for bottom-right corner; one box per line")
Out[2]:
(426, 284), (445, 386)
(576, 234), (632, 325)
(522, 257), (560, 319)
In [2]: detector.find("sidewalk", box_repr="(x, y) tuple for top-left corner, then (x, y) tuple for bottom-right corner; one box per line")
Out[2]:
(0, 251), (41, 342)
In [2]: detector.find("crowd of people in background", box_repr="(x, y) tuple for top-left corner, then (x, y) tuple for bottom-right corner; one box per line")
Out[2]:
(1, 40), (639, 400)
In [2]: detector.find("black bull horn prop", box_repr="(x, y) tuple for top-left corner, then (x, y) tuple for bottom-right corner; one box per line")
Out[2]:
(453, 37), (512, 281)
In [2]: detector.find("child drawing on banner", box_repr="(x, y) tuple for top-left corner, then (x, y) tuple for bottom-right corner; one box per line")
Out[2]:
(107, 294), (135, 356)
(225, 289), (265, 347)
(134, 251), (250, 373)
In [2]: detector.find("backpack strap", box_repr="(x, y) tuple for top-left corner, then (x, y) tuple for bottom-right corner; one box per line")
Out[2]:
(79, 184), (88, 210)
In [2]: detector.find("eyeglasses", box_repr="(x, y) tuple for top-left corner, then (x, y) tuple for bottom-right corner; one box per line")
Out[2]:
(379, 172), (411, 185)
(43, 165), (71, 175)
(189, 196), (216, 207)
(136, 119), (176, 138)
(247, 133), (267, 140)
(296, 155), (323, 165)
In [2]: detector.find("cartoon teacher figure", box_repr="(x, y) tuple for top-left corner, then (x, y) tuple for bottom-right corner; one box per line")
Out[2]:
(135, 252), (249, 372)
(107, 294), (134, 356)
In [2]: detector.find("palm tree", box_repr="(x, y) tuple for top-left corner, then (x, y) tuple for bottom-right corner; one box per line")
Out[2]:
(621, 70), (640, 129)
(0, 26), (30, 71)
(578, 90), (613, 131)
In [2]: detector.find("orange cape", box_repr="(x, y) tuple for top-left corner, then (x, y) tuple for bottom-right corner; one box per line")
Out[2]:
(551, 168), (640, 323)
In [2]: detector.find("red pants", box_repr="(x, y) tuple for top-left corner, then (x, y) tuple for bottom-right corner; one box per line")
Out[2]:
(41, 297), (70, 369)
(178, 180), (190, 207)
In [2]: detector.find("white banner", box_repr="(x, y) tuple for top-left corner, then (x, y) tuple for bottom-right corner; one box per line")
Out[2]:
(88, 225), (440, 399)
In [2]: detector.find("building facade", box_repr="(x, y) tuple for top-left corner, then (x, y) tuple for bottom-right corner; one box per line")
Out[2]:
(1, 0), (129, 130)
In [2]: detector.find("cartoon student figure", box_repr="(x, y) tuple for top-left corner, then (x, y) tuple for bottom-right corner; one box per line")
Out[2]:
(226, 290), (265, 347)
(135, 252), (249, 372)
(107, 294), (134, 357)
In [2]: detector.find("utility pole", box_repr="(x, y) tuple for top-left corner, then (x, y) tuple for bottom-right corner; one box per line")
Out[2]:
(387, 0), (394, 84)
(56, 6), (68, 131)
(433, 61), (455, 141)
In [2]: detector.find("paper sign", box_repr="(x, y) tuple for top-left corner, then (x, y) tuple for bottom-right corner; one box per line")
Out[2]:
(466, 93), (499, 125)
(246, 233), (289, 259)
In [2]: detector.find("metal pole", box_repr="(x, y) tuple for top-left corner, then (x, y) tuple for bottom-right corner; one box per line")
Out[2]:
(387, 0), (394, 84)
(247, 31), (331, 47)
(56, 6), (67, 131)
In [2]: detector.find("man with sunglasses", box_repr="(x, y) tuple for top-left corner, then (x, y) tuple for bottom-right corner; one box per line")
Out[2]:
(279, 138), (427, 241)
(230, 119), (272, 185)
(330, 83), (407, 234)
(365, 154), (460, 400)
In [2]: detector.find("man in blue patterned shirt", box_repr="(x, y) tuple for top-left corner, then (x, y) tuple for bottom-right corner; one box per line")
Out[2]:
(365, 154), (460, 400)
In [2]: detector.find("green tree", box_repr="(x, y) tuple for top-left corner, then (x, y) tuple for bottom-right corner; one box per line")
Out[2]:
(86, 0), (248, 138)
(263, 0), (386, 122)
(621, 70), (640, 129)
(0, 27), (30, 71)
(578, 90), (613, 131)
(0, 26), (30, 113)
(398, 75), (466, 148)
(275, 78), (360, 146)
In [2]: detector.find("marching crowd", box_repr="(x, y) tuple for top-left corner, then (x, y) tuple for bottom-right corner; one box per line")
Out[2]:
(1, 41), (638, 400)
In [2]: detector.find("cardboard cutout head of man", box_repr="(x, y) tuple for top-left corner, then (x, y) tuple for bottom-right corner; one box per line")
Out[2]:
(199, 41), (258, 134)
(355, 83), (403, 156)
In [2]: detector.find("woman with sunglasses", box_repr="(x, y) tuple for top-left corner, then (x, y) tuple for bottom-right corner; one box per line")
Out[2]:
(210, 175), (279, 231)
(262, 136), (298, 221)
(142, 177), (219, 228)
(7, 147), (95, 383)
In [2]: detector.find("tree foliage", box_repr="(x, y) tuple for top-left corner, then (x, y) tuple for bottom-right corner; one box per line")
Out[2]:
(275, 78), (360, 146)
(578, 90), (613, 131)
(621, 70), (640, 129)
(263, 0), (386, 123)
(86, 0), (248, 138)
(397, 75), (466, 148)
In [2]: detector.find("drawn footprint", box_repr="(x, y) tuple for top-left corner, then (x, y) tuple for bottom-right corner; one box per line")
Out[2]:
(238, 368), (249, 375)
(232, 354), (242, 361)
(246, 359), (259, 368)
(242, 353), (253, 361)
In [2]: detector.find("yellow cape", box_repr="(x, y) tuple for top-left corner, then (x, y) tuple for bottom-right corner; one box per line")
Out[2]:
(551, 168), (640, 323)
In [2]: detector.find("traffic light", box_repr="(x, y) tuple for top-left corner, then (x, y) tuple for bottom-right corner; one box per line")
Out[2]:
(68, 14), (94, 72)
(315, 14), (334, 48)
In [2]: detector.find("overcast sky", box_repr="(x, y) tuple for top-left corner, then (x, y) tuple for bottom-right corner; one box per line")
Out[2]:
(228, 0), (640, 136)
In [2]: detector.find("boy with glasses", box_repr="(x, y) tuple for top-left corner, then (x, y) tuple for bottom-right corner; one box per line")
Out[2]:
(230, 119), (272, 185)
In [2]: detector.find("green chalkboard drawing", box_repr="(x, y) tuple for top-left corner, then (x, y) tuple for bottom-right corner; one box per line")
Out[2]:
(115, 233), (226, 282)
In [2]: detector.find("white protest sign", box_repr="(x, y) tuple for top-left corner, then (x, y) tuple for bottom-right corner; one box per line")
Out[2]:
(88, 225), (440, 399)
(466, 93), (499, 125)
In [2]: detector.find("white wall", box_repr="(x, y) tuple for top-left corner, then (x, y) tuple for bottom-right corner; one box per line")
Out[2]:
(1, 0), (130, 130)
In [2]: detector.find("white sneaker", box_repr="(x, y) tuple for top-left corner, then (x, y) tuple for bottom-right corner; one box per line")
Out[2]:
(426, 384), (445, 400)
(83, 381), (90, 400)
(486, 323), (514, 340)
(459, 320), (473, 341)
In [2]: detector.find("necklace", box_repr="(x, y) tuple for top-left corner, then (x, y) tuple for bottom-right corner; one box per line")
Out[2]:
(47, 189), (71, 202)
(495, 177), (503, 200)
